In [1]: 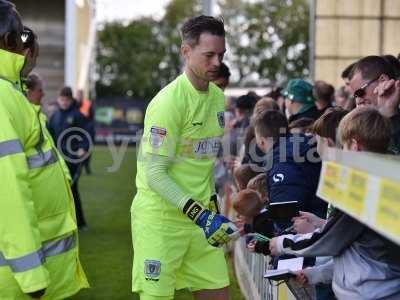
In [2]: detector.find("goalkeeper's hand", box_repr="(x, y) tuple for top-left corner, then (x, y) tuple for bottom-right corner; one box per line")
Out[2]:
(183, 199), (239, 247)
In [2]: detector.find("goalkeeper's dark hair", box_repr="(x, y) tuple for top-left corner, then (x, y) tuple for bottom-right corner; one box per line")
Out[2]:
(181, 15), (225, 47)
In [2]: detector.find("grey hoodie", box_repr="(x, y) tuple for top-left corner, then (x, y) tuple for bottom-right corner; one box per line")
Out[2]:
(275, 210), (400, 300)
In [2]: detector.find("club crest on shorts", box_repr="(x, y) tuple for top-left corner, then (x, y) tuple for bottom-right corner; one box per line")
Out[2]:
(217, 111), (225, 128)
(149, 126), (167, 149)
(144, 259), (161, 281)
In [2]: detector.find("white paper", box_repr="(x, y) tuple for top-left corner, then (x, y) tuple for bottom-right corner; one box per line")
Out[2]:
(264, 269), (290, 276)
(277, 257), (304, 272)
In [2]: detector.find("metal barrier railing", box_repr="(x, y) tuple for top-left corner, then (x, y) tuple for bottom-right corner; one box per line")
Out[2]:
(234, 239), (278, 300)
(218, 165), (314, 300)
(234, 239), (315, 300)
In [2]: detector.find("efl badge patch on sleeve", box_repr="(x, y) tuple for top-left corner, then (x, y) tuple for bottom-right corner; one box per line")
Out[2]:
(144, 259), (161, 281)
(217, 112), (225, 128)
(149, 126), (167, 149)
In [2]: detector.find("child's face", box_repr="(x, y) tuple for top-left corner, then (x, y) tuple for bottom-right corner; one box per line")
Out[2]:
(57, 96), (73, 110)
(316, 135), (328, 156)
(316, 135), (338, 155)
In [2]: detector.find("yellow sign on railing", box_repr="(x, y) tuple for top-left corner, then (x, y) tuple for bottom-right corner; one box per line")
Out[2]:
(345, 170), (368, 216)
(376, 179), (400, 237)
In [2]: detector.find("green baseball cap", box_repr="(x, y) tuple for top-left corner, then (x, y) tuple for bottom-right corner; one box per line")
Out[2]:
(283, 79), (315, 103)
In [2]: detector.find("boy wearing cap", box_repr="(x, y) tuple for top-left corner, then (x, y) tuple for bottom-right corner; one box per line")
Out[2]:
(284, 79), (321, 123)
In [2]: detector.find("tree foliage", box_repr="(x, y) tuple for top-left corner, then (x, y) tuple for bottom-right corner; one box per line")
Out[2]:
(96, 18), (164, 99)
(219, 0), (309, 86)
(96, 0), (200, 100)
(95, 0), (309, 99)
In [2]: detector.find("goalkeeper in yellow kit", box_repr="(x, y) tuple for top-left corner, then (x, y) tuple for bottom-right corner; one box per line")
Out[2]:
(131, 16), (239, 300)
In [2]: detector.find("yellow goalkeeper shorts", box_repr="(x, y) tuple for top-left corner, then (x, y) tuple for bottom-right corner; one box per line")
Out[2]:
(131, 210), (230, 297)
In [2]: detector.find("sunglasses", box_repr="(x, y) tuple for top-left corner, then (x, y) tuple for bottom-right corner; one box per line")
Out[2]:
(352, 75), (381, 99)
(21, 27), (35, 50)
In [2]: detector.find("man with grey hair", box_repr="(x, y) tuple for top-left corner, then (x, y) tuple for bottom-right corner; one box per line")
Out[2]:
(0, 1), (88, 299)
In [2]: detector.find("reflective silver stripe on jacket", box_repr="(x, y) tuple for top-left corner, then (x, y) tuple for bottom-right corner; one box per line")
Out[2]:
(0, 140), (23, 158)
(0, 235), (75, 272)
(27, 149), (58, 169)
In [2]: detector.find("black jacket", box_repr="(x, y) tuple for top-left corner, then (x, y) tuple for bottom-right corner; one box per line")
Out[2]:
(47, 105), (90, 163)
(288, 105), (321, 124)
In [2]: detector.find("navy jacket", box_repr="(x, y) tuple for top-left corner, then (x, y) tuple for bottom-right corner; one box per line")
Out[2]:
(266, 134), (327, 218)
(47, 105), (90, 164)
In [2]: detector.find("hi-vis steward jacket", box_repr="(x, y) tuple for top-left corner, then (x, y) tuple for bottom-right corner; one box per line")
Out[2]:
(32, 104), (72, 183)
(0, 49), (88, 299)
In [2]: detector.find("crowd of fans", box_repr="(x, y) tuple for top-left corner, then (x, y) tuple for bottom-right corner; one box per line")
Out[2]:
(214, 54), (400, 300)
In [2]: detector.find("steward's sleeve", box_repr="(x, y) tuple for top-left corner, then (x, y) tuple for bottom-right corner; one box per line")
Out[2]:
(41, 112), (72, 182)
(275, 211), (365, 257)
(0, 107), (50, 293)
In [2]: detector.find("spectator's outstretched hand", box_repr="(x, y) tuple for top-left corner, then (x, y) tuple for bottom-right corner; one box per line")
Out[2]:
(247, 240), (257, 252)
(292, 216), (316, 234)
(375, 79), (400, 118)
(294, 270), (309, 287)
(294, 211), (326, 229)
(234, 215), (246, 236)
(269, 237), (279, 256)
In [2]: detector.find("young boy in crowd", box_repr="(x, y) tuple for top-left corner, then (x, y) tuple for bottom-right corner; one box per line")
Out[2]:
(233, 189), (264, 222)
(269, 107), (400, 300)
(252, 109), (327, 218)
(247, 172), (267, 200)
(290, 107), (349, 300)
(293, 107), (349, 234)
(245, 109), (327, 262)
(233, 164), (259, 190)
(249, 108), (349, 246)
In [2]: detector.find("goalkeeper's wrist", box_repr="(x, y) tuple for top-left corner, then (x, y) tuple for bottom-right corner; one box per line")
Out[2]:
(182, 199), (208, 223)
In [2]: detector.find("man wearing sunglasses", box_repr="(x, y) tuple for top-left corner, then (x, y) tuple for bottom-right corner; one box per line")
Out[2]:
(0, 1), (88, 299)
(349, 55), (400, 154)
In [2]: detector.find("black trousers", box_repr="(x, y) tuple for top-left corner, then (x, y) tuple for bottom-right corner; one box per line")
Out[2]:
(68, 162), (87, 228)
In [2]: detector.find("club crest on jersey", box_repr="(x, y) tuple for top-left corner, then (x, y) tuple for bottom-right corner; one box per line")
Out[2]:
(144, 260), (161, 281)
(149, 126), (167, 149)
(217, 112), (225, 128)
